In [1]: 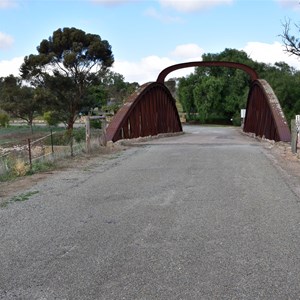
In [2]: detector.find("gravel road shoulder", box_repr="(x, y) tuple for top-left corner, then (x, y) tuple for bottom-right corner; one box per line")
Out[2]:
(0, 145), (127, 205)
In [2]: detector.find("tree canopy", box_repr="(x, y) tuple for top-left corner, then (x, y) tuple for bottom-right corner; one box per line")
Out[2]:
(177, 48), (300, 125)
(0, 75), (42, 130)
(178, 49), (253, 124)
(20, 27), (114, 130)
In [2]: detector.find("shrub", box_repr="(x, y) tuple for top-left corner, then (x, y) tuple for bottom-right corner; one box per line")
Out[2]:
(43, 111), (60, 127)
(231, 112), (242, 126)
(0, 157), (14, 181)
(13, 159), (29, 177)
(73, 128), (86, 143)
(90, 119), (102, 129)
(28, 160), (55, 174)
(0, 112), (9, 127)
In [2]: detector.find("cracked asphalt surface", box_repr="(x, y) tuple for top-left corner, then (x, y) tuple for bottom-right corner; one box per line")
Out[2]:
(1, 125), (300, 299)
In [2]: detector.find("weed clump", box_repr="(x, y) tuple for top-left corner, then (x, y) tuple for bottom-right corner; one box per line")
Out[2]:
(13, 159), (29, 176)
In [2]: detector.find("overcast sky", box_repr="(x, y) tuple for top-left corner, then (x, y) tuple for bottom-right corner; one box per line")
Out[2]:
(1, 0), (300, 83)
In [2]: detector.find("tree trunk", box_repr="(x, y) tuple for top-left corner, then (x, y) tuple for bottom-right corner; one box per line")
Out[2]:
(66, 113), (75, 131)
(28, 120), (33, 134)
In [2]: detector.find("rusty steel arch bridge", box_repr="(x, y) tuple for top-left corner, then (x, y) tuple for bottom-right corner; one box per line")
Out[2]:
(106, 61), (291, 143)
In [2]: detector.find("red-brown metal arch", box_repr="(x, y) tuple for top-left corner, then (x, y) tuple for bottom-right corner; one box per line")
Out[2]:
(157, 61), (290, 142)
(106, 61), (291, 143)
(106, 82), (182, 142)
(157, 61), (259, 83)
(244, 79), (291, 142)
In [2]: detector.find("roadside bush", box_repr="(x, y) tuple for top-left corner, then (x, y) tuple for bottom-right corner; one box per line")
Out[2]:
(73, 128), (86, 143)
(44, 131), (67, 146)
(90, 119), (102, 129)
(0, 112), (9, 127)
(0, 157), (28, 181)
(13, 159), (29, 177)
(43, 111), (60, 127)
(186, 114), (230, 125)
(231, 112), (242, 126)
(27, 160), (56, 175)
(43, 128), (86, 146)
(0, 157), (13, 181)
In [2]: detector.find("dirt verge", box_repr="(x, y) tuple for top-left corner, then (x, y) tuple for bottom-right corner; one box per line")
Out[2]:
(0, 144), (126, 204)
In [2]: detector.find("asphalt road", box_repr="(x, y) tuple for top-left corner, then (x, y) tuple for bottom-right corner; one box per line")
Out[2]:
(1, 125), (300, 299)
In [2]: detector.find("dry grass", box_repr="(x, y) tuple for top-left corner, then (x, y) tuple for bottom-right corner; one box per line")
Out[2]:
(13, 159), (29, 177)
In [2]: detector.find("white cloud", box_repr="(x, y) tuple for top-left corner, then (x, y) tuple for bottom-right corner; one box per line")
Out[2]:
(90, 0), (233, 11)
(243, 41), (300, 70)
(90, 0), (233, 12)
(0, 32), (14, 49)
(113, 44), (205, 83)
(158, 0), (233, 12)
(0, 56), (23, 77)
(144, 7), (183, 23)
(112, 55), (177, 83)
(276, 0), (300, 10)
(114, 41), (300, 84)
(90, 0), (132, 5)
(3, 42), (299, 85)
(0, 51), (194, 84)
(0, 0), (18, 9)
(113, 56), (195, 83)
(171, 43), (204, 60)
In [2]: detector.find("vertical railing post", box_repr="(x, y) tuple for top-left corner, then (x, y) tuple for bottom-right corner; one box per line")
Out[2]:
(296, 115), (300, 152)
(291, 119), (297, 154)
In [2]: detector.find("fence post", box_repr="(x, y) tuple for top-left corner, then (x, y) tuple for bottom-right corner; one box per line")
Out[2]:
(85, 116), (91, 153)
(291, 119), (298, 154)
(28, 138), (32, 169)
(50, 129), (54, 153)
(296, 115), (300, 151)
(102, 118), (107, 146)
(70, 134), (74, 157)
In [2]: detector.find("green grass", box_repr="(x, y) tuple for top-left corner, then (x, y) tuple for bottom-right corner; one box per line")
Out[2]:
(0, 138), (18, 145)
(28, 160), (56, 174)
(0, 190), (39, 208)
(0, 125), (63, 145)
(0, 125), (60, 136)
(0, 171), (16, 183)
(10, 190), (39, 202)
(0, 157), (57, 183)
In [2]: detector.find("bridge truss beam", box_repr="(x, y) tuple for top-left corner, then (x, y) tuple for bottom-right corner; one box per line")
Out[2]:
(106, 61), (291, 143)
(244, 79), (291, 142)
(106, 82), (182, 142)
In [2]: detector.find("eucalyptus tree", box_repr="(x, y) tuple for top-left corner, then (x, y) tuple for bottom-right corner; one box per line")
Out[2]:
(20, 27), (114, 131)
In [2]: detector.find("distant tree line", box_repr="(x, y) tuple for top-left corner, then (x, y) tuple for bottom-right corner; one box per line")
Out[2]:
(1, 25), (300, 133)
(177, 48), (300, 126)
(0, 27), (138, 132)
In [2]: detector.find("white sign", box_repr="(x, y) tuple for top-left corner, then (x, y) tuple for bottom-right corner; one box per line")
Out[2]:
(241, 109), (246, 118)
(296, 115), (300, 132)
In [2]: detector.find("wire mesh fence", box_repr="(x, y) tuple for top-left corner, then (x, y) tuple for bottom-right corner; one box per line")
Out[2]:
(0, 124), (107, 178)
